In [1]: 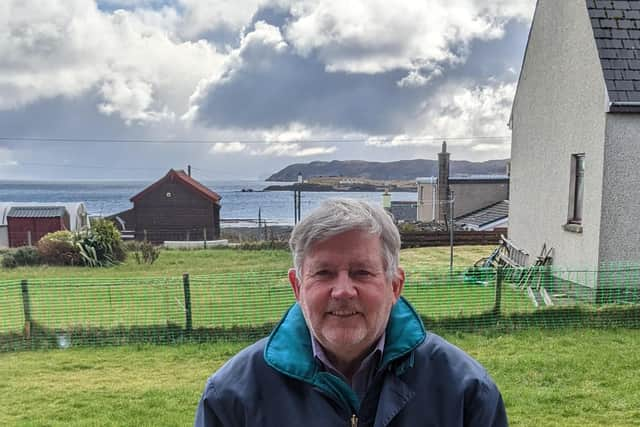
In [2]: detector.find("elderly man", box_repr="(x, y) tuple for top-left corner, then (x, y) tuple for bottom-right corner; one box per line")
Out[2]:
(195, 199), (508, 426)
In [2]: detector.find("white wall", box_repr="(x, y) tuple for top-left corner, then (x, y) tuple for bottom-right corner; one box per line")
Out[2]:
(0, 226), (8, 248)
(510, 0), (606, 269)
(417, 179), (436, 221)
(599, 115), (640, 264)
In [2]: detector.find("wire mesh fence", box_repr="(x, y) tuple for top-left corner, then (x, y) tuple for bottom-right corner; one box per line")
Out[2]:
(1, 265), (639, 352)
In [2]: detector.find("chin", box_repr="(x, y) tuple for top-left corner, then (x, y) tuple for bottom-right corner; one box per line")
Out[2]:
(322, 329), (368, 348)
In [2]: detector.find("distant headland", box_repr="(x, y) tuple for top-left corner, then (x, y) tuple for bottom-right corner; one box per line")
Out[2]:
(263, 159), (509, 192)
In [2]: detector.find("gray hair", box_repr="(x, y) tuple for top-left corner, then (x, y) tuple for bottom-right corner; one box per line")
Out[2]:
(289, 199), (401, 280)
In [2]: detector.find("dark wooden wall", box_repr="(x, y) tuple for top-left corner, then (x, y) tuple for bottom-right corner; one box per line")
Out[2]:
(132, 179), (220, 243)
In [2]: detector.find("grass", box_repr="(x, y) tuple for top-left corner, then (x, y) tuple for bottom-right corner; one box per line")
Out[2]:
(1, 246), (510, 335)
(1, 329), (639, 426)
(1, 245), (640, 425)
(0, 245), (495, 280)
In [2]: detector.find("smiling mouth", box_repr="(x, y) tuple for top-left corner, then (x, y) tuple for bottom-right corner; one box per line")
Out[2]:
(328, 311), (359, 317)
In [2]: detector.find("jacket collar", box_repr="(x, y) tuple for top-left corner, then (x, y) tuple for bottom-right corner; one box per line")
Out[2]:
(263, 296), (426, 410)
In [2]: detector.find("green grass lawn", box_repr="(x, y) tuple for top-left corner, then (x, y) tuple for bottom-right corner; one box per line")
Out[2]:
(1, 246), (511, 335)
(1, 329), (639, 426)
(0, 244), (494, 279)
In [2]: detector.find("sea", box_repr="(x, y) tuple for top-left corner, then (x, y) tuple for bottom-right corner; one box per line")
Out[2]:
(0, 180), (417, 227)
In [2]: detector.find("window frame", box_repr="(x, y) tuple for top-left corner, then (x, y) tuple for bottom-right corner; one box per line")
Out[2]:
(566, 153), (585, 229)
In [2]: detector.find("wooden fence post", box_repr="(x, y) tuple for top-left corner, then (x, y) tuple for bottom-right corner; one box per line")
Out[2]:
(493, 267), (503, 317)
(143, 229), (148, 242)
(182, 273), (193, 333)
(21, 279), (32, 339)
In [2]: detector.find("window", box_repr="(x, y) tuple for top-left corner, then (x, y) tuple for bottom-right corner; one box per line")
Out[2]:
(567, 154), (585, 228)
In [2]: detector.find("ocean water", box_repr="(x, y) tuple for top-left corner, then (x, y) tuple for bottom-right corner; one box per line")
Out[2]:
(0, 180), (417, 226)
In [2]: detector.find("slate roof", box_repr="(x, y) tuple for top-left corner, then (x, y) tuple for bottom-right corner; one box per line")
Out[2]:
(588, 0), (640, 110)
(390, 201), (417, 222)
(7, 206), (67, 218)
(456, 200), (509, 229)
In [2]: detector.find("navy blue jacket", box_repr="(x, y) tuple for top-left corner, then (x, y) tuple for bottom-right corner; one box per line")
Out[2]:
(195, 297), (508, 426)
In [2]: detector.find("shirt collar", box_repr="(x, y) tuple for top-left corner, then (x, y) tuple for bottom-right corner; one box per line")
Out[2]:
(311, 332), (386, 376)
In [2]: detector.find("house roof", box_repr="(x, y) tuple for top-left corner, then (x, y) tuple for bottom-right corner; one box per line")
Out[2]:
(588, 0), (640, 111)
(7, 206), (67, 218)
(130, 169), (221, 204)
(455, 200), (509, 228)
(0, 202), (88, 229)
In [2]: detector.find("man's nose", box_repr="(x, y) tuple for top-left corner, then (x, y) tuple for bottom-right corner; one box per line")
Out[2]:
(330, 271), (357, 299)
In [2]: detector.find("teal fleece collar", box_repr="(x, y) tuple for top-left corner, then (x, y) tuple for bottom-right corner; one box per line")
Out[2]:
(263, 296), (426, 411)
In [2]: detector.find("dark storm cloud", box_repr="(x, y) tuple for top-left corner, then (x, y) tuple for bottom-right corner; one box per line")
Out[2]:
(191, 19), (530, 136)
(193, 45), (438, 134)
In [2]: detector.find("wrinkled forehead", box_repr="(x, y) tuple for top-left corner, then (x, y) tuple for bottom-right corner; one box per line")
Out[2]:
(302, 231), (385, 269)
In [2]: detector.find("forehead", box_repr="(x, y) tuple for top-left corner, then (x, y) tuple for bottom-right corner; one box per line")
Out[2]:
(303, 230), (384, 267)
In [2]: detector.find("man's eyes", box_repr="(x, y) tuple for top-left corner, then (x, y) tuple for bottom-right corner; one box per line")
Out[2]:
(311, 269), (374, 277)
(353, 270), (373, 277)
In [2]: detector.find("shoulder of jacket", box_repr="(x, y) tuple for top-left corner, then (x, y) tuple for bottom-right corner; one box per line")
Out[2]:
(205, 338), (270, 394)
(414, 333), (492, 383)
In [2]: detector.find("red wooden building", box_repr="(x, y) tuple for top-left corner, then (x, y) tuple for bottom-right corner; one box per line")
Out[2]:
(111, 169), (221, 243)
(7, 206), (70, 247)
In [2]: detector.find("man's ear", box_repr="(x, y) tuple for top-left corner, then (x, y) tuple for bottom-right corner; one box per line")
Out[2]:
(288, 268), (301, 300)
(391, 268), (405, 302)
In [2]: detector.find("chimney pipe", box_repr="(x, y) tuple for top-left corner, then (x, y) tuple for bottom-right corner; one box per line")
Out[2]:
(188, 165), (191, 177)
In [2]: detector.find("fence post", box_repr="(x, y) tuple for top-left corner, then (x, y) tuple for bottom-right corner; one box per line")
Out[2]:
(21, 279), (32, 339)
(143, 229), (148, 242)
(203, 227), (207, 249)
(182, 273), (193, 333)
(493, 267), (503, 317)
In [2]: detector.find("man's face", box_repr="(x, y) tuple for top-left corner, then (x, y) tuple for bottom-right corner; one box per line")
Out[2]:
(289, 229), (404, 363)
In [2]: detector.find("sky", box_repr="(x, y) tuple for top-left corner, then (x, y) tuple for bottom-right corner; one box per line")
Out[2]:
(0, 0), (536, 181)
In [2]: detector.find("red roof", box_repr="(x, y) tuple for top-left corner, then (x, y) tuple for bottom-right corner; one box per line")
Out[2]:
(130, 169), (221, 204)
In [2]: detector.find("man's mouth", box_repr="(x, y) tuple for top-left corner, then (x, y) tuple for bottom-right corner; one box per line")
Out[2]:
(328, 310), (359, 317)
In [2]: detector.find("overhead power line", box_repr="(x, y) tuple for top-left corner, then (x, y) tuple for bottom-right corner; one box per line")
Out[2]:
(0, 135), (510, 145)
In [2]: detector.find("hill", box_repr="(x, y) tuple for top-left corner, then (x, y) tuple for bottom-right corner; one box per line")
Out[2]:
(266, 159), (509, 181)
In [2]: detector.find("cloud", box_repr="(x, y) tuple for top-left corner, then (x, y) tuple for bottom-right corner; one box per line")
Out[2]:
(363, 81), (514, 155)
(0, 0), (224, 123)
(284, 0), (533, 75)
(210, 142), (247, 153)
(397, 69), (443, 88)
(0, 147), (18, 167)
(251, 142), (336, 157)
(417, 81), (516, 141)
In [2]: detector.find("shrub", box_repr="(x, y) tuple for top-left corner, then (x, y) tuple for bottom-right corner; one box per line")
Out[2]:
(127, 241), (160, 265)
(75, 219), (126, 267)
(37, 231), (81, 266)
(13, 246), (41, 266)
(91, 219), (126, 262)
(2, 253), (17, 269)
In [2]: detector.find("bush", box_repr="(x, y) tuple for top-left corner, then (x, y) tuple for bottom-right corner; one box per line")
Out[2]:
(37, 231), (81, 266)
(75, 219), (126, 267)
(2, 253), (17, 269)
(91, 219), (126, 262)
(13, 246), (41, 266)
(127, 241), (160, 265)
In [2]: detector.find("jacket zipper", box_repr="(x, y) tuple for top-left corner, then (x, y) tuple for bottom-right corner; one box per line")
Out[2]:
(351, 414), (358, 427)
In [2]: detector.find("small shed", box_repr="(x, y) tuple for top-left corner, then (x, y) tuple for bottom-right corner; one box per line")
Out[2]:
(0, 202), (90, 248)
(7, 206), (70, 247)
(110, 169), (222, 243)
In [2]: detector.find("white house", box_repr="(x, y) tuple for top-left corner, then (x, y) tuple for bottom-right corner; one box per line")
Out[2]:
(510, 0), (640, 295)
(0, 202), (90, 248)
